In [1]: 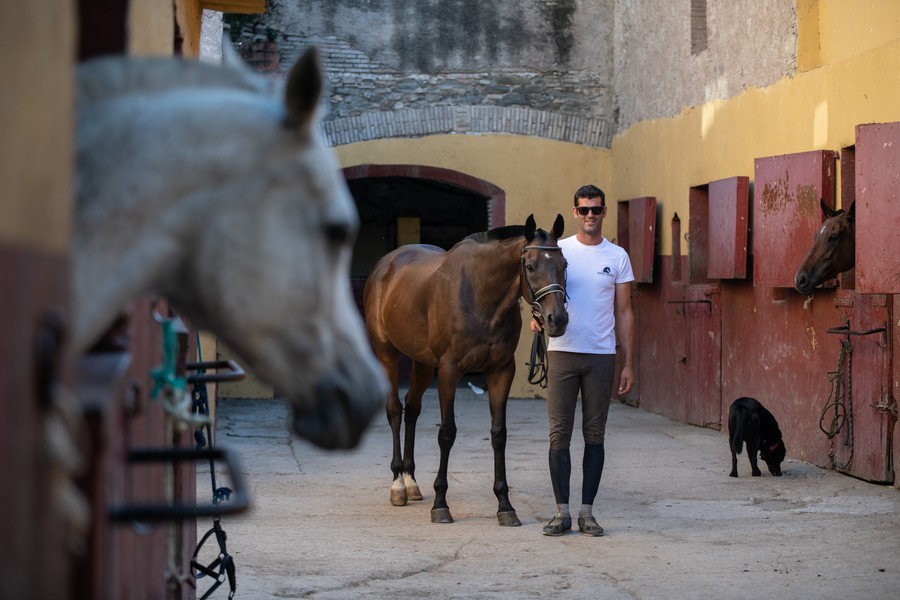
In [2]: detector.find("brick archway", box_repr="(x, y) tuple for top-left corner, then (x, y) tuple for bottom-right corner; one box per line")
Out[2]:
(342, 164), (506, 228)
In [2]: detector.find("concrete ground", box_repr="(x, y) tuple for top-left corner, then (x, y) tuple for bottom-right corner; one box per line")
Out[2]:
(197, 386), (900, 600)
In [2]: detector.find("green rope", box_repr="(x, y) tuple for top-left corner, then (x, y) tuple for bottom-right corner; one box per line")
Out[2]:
(150, 317), (187, 400)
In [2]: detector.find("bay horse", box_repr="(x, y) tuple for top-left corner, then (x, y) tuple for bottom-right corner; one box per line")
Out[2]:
(364, 215), (569, 526)
(75, 48), (386, 449)
(794, 200), (855, 295)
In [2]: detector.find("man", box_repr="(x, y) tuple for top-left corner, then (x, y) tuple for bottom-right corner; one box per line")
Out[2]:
(535, 184), (635, 537)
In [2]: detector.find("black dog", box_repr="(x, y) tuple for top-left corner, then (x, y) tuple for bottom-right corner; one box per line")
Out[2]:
(728, 397), (786, 477)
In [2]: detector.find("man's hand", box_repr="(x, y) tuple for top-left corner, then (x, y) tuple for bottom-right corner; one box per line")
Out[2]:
(617, 364), (634, 395)
(530, 318), (543, 333)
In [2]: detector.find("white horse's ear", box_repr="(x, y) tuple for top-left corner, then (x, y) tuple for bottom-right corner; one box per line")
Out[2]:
(284, 47), (322, 137)
(221, 28), (247, 70)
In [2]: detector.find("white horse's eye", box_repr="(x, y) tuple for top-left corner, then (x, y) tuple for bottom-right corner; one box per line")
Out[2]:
(325, 222), (354, 246)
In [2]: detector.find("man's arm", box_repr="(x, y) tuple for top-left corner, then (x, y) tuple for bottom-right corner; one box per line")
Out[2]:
(614, 281), (635, 395)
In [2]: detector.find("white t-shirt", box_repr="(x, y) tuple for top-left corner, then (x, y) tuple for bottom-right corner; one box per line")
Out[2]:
(548, 236), (635, 354)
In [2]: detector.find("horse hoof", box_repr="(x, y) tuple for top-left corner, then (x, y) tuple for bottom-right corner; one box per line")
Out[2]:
(390, 488), (408, 507)
(431, 508), (454, 523)
(403, 475), (423, 501)
(497, 511), (521, 527)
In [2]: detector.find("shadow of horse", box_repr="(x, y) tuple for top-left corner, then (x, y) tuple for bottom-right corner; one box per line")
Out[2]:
(75, 47), (387, 449)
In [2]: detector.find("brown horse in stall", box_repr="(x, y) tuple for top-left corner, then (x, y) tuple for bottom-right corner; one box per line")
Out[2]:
(795, 200), (856, 294)
(364, 214), (568, 526)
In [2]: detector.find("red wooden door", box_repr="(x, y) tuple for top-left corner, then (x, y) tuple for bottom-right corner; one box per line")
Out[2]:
(683, 285), (722, 429)
(753, 150), (837, 288)
(617, 197), (657, 283)
(828, 292), (893, 483)
(855, 122), (900, 294)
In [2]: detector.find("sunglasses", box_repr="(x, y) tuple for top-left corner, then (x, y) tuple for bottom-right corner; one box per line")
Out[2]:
(576, 205), (606, 216)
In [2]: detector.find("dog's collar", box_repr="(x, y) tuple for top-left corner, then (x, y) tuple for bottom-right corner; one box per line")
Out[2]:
(769, 441), (780, 452)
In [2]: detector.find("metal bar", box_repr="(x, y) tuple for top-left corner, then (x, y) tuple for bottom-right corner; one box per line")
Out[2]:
(109, 447), (249, 522)
(185, 359), (245, 383)
(826, 325), (887, 336)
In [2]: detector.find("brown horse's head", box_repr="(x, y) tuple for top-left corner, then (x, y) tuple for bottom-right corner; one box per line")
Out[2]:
(794, 200), (855, 295)
(522, 214), (569, 337)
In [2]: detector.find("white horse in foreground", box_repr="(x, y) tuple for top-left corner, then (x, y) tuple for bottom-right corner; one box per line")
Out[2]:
(74, 48), (387, 449)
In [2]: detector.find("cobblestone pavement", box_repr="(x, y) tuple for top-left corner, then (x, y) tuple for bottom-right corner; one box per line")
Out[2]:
(197, 388), (900, 600)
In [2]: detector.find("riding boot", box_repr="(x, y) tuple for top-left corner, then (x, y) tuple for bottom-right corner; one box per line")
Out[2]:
(548, 448), (571, 505)
(581, 442), (605, 506)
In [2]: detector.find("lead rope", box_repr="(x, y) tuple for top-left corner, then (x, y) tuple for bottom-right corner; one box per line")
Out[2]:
(527, 307), (550, 388)
(819, 334), (853, 470)
(190, 334), (237, 599)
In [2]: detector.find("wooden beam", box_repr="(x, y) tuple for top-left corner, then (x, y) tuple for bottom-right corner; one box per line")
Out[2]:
(201, 0), (266, 15)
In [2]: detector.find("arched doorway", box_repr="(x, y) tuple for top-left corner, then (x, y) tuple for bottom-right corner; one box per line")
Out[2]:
(343, 164), (506, 279)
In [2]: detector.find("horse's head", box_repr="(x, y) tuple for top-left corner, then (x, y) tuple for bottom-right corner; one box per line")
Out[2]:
(75, 48), (387, 449)
(794, 200), (855, 295)
(522, 214), (569, 337)
(180, 49), (387, 450)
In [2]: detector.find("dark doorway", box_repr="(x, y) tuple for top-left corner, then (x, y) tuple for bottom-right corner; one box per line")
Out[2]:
(347, 176), (490, 278)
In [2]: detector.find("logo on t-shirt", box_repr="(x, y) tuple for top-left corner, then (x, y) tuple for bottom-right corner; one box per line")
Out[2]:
(597, 266), (614, 277)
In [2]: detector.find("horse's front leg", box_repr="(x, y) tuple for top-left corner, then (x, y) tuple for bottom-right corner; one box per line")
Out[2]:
(485, 363), (521, 526)
(431, 371), (458, 523)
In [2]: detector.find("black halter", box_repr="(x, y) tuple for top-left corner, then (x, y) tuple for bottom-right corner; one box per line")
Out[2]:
(520, 244), (566, 388)
(520, 244), (566, 322)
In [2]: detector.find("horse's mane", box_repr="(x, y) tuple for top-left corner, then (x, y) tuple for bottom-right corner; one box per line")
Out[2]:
(465, 225), (523, 243)
(465, 225), (553, 244)
(77, 55), (275, 108)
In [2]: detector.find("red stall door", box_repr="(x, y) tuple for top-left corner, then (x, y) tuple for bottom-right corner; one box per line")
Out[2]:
(855, 122), (900, 294)
(685, 285), (722, 429)
(669, 284), (723, 429)
(827, 292), (893, 483)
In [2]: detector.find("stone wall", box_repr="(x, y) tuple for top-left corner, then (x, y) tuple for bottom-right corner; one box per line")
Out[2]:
(228, 0), (797, 147)
(229, 0), (616, 147)
(613, 0), (796, 130)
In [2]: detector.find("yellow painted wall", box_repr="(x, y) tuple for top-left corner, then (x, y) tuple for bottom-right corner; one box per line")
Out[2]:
(611, 34), (900, 257)
(128, 0), (203, 57)
(0, 1), (74, 254)
(798, 0), (900, 71)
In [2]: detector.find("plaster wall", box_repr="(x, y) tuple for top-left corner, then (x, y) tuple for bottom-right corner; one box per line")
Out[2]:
(128, 0), (204, 57)
(813, 0), (900, 66)
(612, 0), (797, 131)
(0, 1), (74, 254)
